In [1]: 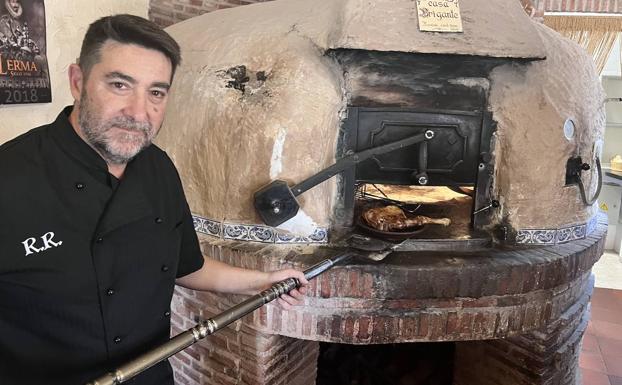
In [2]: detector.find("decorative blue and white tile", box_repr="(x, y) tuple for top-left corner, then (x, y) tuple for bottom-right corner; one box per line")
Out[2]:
(193, 214), (329, 244)
(586, 215), (597, 236)
(515, 230), (533, 244)
(530, 229), (557, 245)
(571, 224), (586, 241)
(275, 227), (329, 244)
(192, 215), (221, 237)
(516, 216), (595, 245)
(193, 216), (206, 233)
(223, 224), (250, 241)
(516, 229), (556, 245)
(275, 231), (297, 244)
(248, 226), (276, 243)
(308, 228), (329, 243)
(555, 227), (573, 244)
(203, 218), (222, 237)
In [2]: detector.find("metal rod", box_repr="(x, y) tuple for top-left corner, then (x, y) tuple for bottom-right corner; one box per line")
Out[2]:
(291, 132), (430, 196)
(86, 252), (355, 385)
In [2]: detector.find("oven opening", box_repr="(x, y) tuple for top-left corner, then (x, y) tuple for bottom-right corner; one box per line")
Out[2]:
(335, 107), (496, 247)
(353, 183), (480, 245)
(317, 341), (455, 385)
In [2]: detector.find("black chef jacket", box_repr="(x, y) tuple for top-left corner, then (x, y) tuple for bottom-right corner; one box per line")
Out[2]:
(0, 106), (205, 385)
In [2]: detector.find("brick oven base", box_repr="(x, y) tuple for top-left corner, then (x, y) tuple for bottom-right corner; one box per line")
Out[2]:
(170, 214), (606, 385)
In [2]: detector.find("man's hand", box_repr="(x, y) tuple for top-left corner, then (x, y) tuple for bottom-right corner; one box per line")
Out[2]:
(177, 258), (309, 308)
(265, 269), (309, 310)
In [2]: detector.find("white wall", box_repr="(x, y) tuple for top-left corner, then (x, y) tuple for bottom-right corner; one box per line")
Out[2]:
(602, 35), (621, 78)
(0, 0), (149, 145)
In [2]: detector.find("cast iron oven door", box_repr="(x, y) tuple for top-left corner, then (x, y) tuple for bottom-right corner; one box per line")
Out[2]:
(351, 108), (484, 186)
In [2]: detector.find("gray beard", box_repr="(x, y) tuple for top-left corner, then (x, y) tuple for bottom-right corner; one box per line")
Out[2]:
(78, 93), (153, 165)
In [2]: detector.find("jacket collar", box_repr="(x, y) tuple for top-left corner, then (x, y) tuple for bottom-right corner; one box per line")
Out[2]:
(50, 106), (110, 178)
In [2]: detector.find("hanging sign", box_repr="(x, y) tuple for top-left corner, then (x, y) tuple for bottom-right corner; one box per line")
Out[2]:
(0, 0), (51, 104)
(415, 0), (464, 33)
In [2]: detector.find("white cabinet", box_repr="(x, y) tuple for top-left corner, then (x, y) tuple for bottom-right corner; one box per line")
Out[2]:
(601, 183), (622, 252)
(601, 184), (622, 224)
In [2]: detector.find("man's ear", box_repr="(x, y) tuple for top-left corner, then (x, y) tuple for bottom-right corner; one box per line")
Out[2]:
(68, 63), (83, 102)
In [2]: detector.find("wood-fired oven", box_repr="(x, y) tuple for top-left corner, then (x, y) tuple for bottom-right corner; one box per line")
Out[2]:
(154, 0), (608, 384)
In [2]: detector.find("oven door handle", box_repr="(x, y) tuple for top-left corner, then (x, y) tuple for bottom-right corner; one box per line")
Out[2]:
(577, 156), (602, 206)
(254, 130), (435, 227)
(292, 130), (435, 196)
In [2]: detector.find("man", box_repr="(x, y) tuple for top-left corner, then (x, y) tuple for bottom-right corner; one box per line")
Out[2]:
(0, 14), (308, 385)
(0, 0), (23, 52)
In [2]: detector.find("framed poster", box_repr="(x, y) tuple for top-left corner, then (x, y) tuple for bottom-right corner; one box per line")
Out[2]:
(0, 0), (51, 104)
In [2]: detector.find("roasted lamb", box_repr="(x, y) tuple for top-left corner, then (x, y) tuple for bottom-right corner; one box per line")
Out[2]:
(363, 205), (451, 231)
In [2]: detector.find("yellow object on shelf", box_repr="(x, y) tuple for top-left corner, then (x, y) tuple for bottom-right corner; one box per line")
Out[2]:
(612, 155), (622, 172)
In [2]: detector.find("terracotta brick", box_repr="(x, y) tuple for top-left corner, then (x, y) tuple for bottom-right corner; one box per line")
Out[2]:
(190, 359), (213, 378)
(319, 273), (331, 298)
(208, 331), (229, 350)
(348, 270), (359, 297)
(343, 316), (355, 339)
(316, 316), (328, 337)
(360, 272), (374, 297)
(416, 312), (430, 338)
(181, 365), (201, 383)
(174, 350), (192, 366)
(271, 306), (283, 332)
(330, 315), (342, 339)
(400, 316), (418, 339)
(302, 312), (312, 336)
(428, 312), (449, 340)
(182, 344), (201, 361)
(471, 312), (494, 338)
(368, 316), (385, 342)
(356, 316), (371, 340)
(446, 312), (459, 335)
(457, 312), (474, 336)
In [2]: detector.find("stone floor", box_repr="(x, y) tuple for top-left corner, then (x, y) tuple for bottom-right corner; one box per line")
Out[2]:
(580, 251), (622, 385)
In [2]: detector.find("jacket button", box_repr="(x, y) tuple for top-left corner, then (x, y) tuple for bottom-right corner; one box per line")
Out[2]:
(113, 336), (122, 344)
(75, 182), (86, 190)
(96, 237), (103, 243)
(161, 265), (169, 272)
(106, 288), (115, 296)
(155, 217), (163, 224)
(164, 311), (171, 317)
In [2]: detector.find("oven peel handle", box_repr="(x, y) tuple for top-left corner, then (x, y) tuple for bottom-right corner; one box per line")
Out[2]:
(85, 252), (355, 385)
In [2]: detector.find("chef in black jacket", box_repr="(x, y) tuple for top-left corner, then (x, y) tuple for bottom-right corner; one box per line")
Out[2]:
(0, 14), (307, 385)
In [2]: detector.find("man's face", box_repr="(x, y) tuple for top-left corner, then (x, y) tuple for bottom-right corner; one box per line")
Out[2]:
(6, 0), (21, 18)
(74, 41), (172, 165)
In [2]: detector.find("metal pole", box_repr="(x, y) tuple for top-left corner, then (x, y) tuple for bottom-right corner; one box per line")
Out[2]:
(86, 252), (355, 385)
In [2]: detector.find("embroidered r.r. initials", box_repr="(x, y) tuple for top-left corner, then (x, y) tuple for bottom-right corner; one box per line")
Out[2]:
(22, 232), (63, 256)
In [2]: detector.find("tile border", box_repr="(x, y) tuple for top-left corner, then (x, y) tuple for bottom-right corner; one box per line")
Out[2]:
(192, 214), (328, 244)
(516, 215), (597, 245)
(194, 214), (597, 246)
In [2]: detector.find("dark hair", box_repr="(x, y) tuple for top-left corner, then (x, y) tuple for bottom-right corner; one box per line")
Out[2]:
(78, 14), (181, 80)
